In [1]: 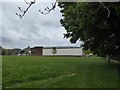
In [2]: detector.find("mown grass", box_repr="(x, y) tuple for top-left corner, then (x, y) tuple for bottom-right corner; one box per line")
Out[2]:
(2, 56), (119, 88)
(0, 56), (2, 89)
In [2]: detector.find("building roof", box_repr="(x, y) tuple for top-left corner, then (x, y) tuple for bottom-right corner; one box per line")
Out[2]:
(43, 46), (81, 49)
(31, 46), (43, 49)
(30, 46), (82, 49)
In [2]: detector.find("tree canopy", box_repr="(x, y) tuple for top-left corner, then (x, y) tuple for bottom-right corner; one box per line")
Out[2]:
(58, 2), (120, 60)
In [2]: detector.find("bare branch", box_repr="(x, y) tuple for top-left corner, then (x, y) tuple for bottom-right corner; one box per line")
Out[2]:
(16, 0), (57, 19)
(24, 0), (36, 5)
(100, 2), (110, 18)
(18, 7), (24, 13)
(16, 0), (36, 19)
(39, 2), (57, 15)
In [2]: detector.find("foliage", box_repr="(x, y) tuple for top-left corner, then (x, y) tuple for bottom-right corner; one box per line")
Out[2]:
(51, 47), (57, 55)
(24, 46), (31, 55)
(0, 46), (21, 56)
(0, 46), (3, 55)
(83, 49), (92, 55)
(11, 49), (21, 55)
(2, 49), (8, 55)
(58, 2), (120, 61)
(7, 49), (13, 55)
(2, 56), (119, 88)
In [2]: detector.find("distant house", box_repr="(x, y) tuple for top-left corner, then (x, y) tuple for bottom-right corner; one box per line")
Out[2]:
(30, 46), (83, 56)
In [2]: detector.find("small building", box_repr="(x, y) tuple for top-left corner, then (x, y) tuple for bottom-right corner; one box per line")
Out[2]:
(31, 46), (43, 56)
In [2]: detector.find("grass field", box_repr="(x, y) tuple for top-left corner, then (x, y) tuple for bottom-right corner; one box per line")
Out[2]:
(0, 56), (2, 89)
(2, 56), (120, 88)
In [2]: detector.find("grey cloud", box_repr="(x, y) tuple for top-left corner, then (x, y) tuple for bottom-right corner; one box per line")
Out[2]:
(2, 37), (14, 44)
(41, 20), (61, 28)
(1, 2), (80, 49)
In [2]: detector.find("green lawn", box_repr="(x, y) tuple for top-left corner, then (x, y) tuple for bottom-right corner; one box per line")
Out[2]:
(2, 56), (119, 88)
(0, 56), (2, 89)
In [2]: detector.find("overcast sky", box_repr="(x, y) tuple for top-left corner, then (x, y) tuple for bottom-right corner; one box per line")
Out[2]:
(1, 1), (81, 49)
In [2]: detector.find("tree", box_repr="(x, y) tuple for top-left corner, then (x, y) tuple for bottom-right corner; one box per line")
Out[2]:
(0, 46), (3, 55)
(20, 50), (25, 55)
(51, 47), (57, 56)
(83, 49), (92, 57)
(58, 2), (120, 62)
(0, 46), (13, 55)
(2, 49), (7, 55)
(24, 46), (31, 56)
(7, 49), (13, 55)
(12, 48), (21, 55)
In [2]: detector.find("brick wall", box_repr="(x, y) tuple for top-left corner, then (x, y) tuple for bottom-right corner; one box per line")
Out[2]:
(31, 47), (43, 56)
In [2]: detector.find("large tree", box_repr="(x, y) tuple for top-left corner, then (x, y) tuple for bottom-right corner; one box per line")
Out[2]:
(58, 2), (120, 61)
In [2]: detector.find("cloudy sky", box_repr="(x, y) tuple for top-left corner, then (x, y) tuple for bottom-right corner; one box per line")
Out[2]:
(1, 0), (81, 49)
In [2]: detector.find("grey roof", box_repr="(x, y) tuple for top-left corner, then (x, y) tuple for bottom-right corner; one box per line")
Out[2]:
(43, 46), (81, 49)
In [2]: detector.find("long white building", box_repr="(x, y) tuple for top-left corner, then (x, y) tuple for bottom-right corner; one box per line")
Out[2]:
(43, 47), (83, 56)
